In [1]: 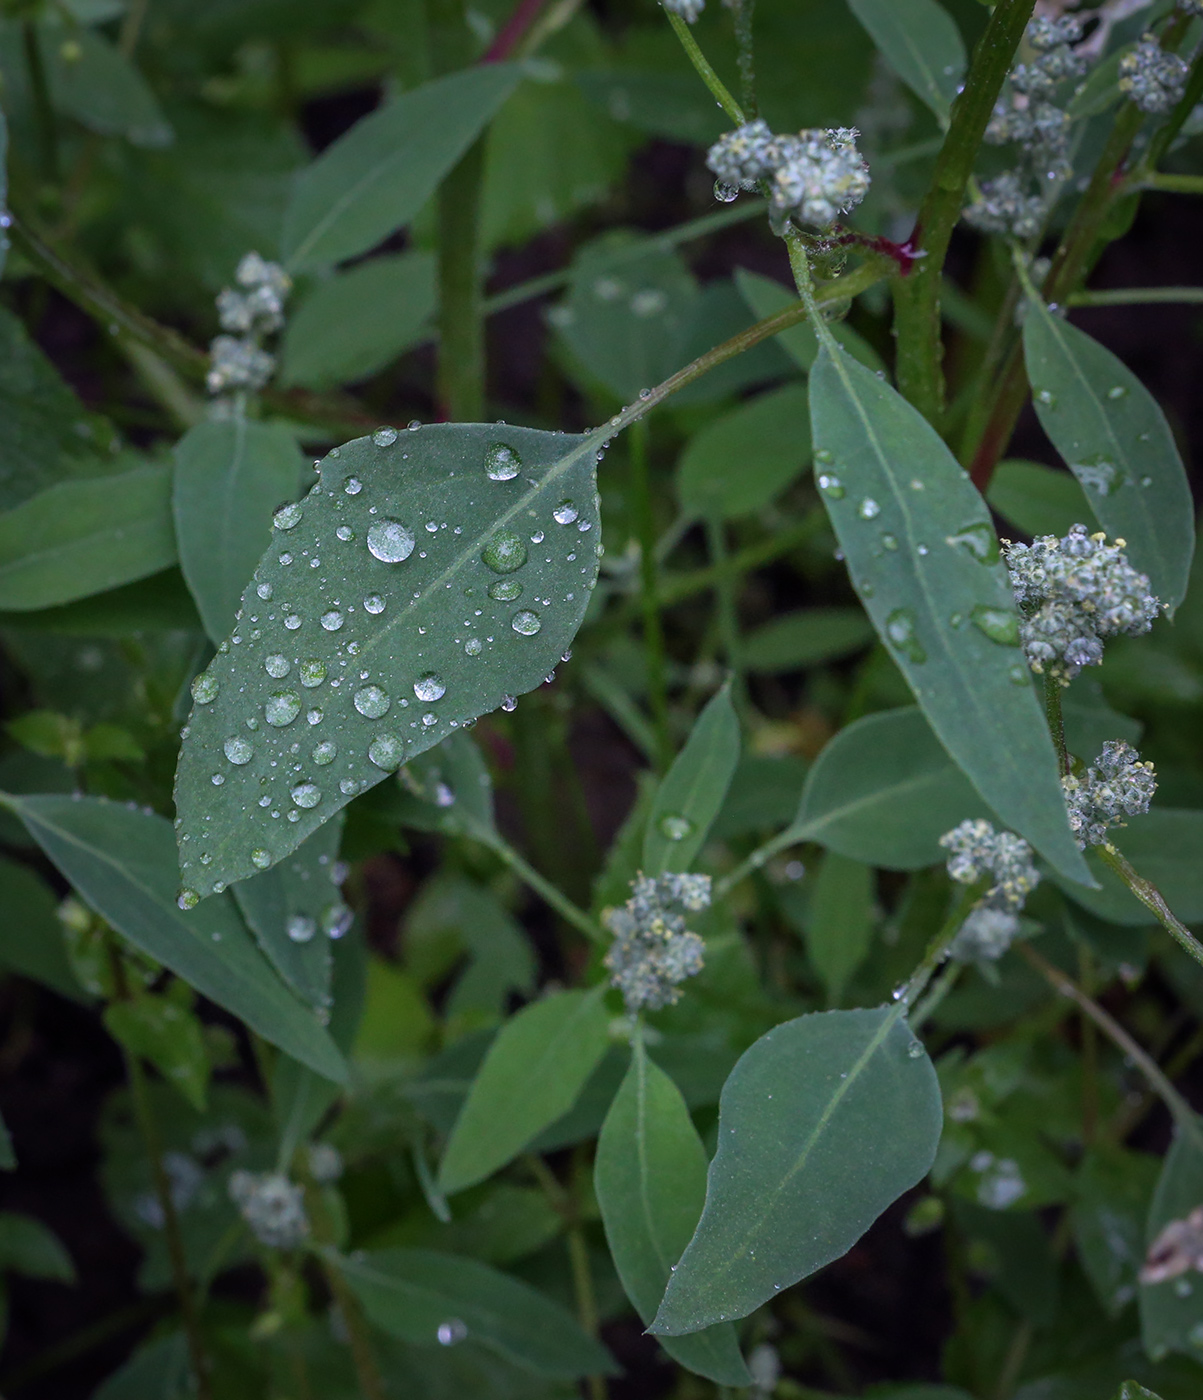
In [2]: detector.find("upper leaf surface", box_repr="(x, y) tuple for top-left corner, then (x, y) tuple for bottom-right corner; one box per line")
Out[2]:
(809, 343), (1093, 886)
(174, 423), (600, 896)
(845, 0), (966, 121)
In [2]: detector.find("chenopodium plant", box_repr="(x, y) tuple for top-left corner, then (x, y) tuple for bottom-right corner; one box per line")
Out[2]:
(3, 0), (1203, 1394)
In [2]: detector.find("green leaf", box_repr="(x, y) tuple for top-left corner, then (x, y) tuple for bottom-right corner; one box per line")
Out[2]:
(1113, 1385), (1166, 1400)
(173, 418), (306, 645)
(575, 68), (726, 147)
(1141, 1128), (1203, 1362)
(233, 814), (346, 1010)
(392, 733), (498, 839)
(1071, 1145), (1160, 1318)
(1, 794), (346, 1082)
(675, 384), (810, 520)
(337, 1246), (619, 1378)
(651, 1007), (942, 1334)
(643, 681), (740, 875)
(809, 341), (1093, 886)
(281, 65), (521, 271)
(735, 267), (885, 375)
(92, 1331), (190, 1400)
(987, 459), (1098, 540)
(1023, 300), (1195, 610)
(0, 1212), (74, 1281)
(43, 20), (172, 147)
(788, 707), (988, 870)
(0, 465), (176, 611)
(0, 857), (86, 1000)
(279, 252), (436, 389)
(740, 607), (875, 673)
(1056, 810), (1203, 927)
(804, 851), (875, 1003)
(103, 991), (211, 1111)
(174, 423), (601, 896)
(595, 1039), (750, 1386)
(845, 0), (966, 122)
(437, 987), (610, 1195)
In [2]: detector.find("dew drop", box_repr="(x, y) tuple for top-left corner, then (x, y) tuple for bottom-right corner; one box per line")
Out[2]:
(291, 782), (322, 809)
(482, 531), (528, 574)
(1009, 662), (1030, 685)
(1072, 458), (1123, 496)
(300, 658), (326, 688)
(313, 741), (337, 765)
(511, 609), (542, 636)
(414, 673), (446, 702)
(367, 519), (416, 563)
(265, 653), (291, 679)
(211, 773), (225, 786)
(814, 448), (834, 464)
(354, 685), (391, 719)
(881, 533), (898, 551)
(713, 179), (740, 203)
(287, 914), (317, 943)
(373, 426), (399, 447)
(500, 694), (517, 712)
(284, 614), (302, 630)
(336, 525), (354, 542)
(1036, 389), (1056, 407)
(945, 522), (1000, 564)
(279, 552), (293, 566)
(344, 476), (362, 495)
(363, 594), (386, 615)
(907, 1040), (924, 1059)
(437, 1319), (468, 1347)
(1106, 384), (1127, 400)
(488, 578), (523, 601)
(224, 736), (253, 765)
(323, 903), (354, 939)
(256, 582), (273, 600)
(484, 443), (521, 481)
(339, 778), (359, 795)
(191, 672), (219, 704)
(273, 502), (303, 531)
(530, 529), (545, 544)
(659, 814), (693, 841)
(818, 473), (845, 498)
(250, 848), (271, 870)
(553, 500), (579, 525)
(265, 691), (302, 727)
(858, 497), (880, 519)
(177, 889), (200, 911)
(421, 712), (438, 727)
(464, 637), (483, 656)
(307, 707), (323, 726)
(885, 608), (927, 663)
(320, 610), (344, 631)
(970, 604), (1021, 646)
(368, 734), (404, 769)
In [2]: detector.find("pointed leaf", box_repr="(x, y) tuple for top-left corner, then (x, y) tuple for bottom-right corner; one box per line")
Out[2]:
(0, 1211), (74, 1281)
(1140, 1127), (1203, 1362)
(846, 0), (966, 122)
(643, 681), (739, 875)
(1023, 301), (1195, 610)
(1, 794), (346, 1082)
(174, 423), (601, 896)
(651, 1007), (941, 1335)
(740, 606), (874, 672)
(173, 418), (306, 644)
(804, 851), (875, 1003)
(809, 342), (1092, 885)
(43, 20), (172, 147)
(438, 987), (610, 1195)
(282, 66), (521, 271)
(596, 1040), (750, 1386)
(337, 1246), (618, 1378)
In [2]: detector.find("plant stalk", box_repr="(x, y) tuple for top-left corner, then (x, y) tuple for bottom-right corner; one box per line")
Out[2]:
(435, 137), (487, 420)
(23, 21), (59, 181)
(467, 820), (606, 943)
(664, 10), (744, 124)
(1098, 843), (1203, 970)
(630, 418), (672, 771)
(731, 0), (757, 118)
(705, 515), (744, 708)
(1068, 285), (1203, 307)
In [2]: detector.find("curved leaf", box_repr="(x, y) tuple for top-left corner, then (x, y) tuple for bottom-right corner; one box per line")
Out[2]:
(43, 21), (172, 147)
(846, 0), (966, 122)
(174, 423), (601, 896)
(741, 606), (874, 672)
(651, 1008), (941, 1334)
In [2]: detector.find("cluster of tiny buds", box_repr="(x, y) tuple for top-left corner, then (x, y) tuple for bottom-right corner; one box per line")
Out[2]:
(706, 121), (870, 231)
(228, 1169), (308, 1249)
(1004, 524), (1161, 683)
(207, 252), (291, 396)
(1062, 740), (1157, 849)
(662, 0), (704, 21)
(603, 872), (710, 1012)
(308, 1141), (343, 1183)
(940, 819), (1040, 964)
(1119, 33), (1189, 114)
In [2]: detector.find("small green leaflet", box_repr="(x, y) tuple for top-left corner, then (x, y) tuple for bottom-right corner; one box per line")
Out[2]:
(0, 465), (176, 611)
(1140, 1128), (1203, 1363)
(595, 1038), (750, 1386)
(643, 681), (739, 875)
(740, 607), (874, 673)
(0, 856), (88, 1000)
(804, 851), (875, 1004)
(809, 342), (1093, 886)
(282, 66), (520, 271)
(0, 1211), (75, 1281)
(0, 794), (346, 1083)
(174, 423), (601, 896)
(437, 987), (610, 1195)
(173, 418), (305, 645)
(103, 992), (210, 1112)
(846, 0), (966, 123)
(1022, 299), (1195, 611)
(651, 1008), (942, 1335)
(42, 20), (172, 147)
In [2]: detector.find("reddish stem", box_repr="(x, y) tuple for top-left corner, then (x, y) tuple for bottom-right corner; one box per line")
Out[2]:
(482, 0), (546, 62)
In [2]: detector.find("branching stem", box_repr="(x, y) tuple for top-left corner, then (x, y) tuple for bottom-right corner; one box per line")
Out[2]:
(1098, 843), (1203, 970)
(664, 10), (744, 124)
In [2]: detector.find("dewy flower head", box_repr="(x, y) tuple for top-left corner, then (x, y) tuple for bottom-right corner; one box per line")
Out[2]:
(706, 119), (777, 193)
(706, 123), (869, 229)
(1004, 524), (1161, 682)
(1119, 34), (1189, 114)
(228, 1170), (309, 1249)
(663, 0), (704, 22)
(964, 172), (1046, 238)
(1062, 740), (1157, 849)
(940, 819), (1040, 964)
(603, 872), (709, 1012)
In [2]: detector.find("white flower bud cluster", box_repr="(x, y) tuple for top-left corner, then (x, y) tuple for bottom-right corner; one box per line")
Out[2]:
(939, 819), (1040, 964)
(308, 1142), (343, 1183)
(706, 123), (870, 230)
(663, 0), (704, 22)
(1004, 524), (1161, 683)
(603, 873), (709, 1012)
(1119, 34), (1189, 114)
(964, 173), (1046, 238)
(228, 1170), (308, 1249)
(1062, 740), (1157, 848)
(206, 252), (291, 395)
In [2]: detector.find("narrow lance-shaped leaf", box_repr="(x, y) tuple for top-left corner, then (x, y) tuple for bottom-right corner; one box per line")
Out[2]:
(804, 851), (875, 1004)
(846, 0), (966, 123)
(595, 1038), (750, 1386)
(809, 342), (1093, 886)
(0, 794), (346, 1083)
(174, 423), (601, 897)
(173, 418), (306, 645)
(1022, 298), (1195, 610)
(643, 681), (740, 875)
(651, 1008), (942, 1335)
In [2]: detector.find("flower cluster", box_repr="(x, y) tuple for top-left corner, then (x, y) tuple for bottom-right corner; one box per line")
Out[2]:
(1004, 524), (1162, 683)
(207, 252), (291, 395)
(1119, 34), (1189, 114)
(603, 873), (709, 1012)
(663, 0), (704, 21)
(228, 1170), (308, 1249)
(1062, 740), (1157, 849)
(940, 819), (1040, 964)
(308, 1142), (344, 1183)
(706, 122), (870, 230)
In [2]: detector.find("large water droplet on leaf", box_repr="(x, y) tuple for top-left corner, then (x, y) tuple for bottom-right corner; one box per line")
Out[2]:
(363, 594), (385, 615)
(413, 673), (446, 702)
(484, 443), (521, 481)
(511, 609), (542, 635)
(553, 500), (579, 525)
(287, 914), (317, 943)
(488, 579), (523, 601)
(273, 502), (303, 531)
(367, 519), (416, 563)
(945, 522), (1000, 565)
(659, 814), (693, 841)
(312, 741), (337, 765)
(265, 691), (302, 727)
(320, 610), (344, 631)
(368, 734), (404, 769)
(299, 659), (326, 688)
(885, 608), (927, 663)
(354, 685), (391, 719)
(223, 736), (253, 765)
(191, 672), (219, 704)
(291, 782), (322, 809)
(373, 426), (398, 447)
(265, 654), (291, 678)
(482, 531), (528, 574)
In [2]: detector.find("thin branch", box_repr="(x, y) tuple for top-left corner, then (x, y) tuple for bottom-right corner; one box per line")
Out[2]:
(1068, 285), (1203, 307)
(1098, 843), (1203, 970)
(664, 9), (744, 125)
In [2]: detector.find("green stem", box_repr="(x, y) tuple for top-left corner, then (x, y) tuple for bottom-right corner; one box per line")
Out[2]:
(630, 418), (672, 772)
(714, 826), (803, 900)
(1098, 843), (1203, 971)
(119, 0), (151, 55)
(665, 9), (744, 124)
(891, 0), (1036, 423)
(1141, 172), (1203, 195)
(1068, 285), (1203, 307)
(731, 0), (757, 118)
(23, 21), (59, 181)
(468, 820), (606, 943)
(436, 137), (487, 419)
(908, 959), (961, 1033)
(1043, 674), (1069, 777)
(705, 515), (743, 706)
(897, 882), (984, 1012)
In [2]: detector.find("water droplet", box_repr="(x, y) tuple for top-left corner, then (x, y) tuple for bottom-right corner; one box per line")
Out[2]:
(177, 889), (200, 910)
(367, 519), (416, 563)
(368, 734), (404, 769)
(909, 478), (925, 492)
(256, 582), (273, 600)
(273, 502), (303, 531)
(421, 712), (438, 727)
(484, 443), (521, 481)
(1106, 384), (1127, 400)
(284, 614), (302, 630)
(291, 782), (322, 809)
(814, 448), (834, 464)
(344, 476), (362, 495)
(191, 672), (219, 704)
(970, 604), (1020, 646)
(287, 914), (317, 943)
(265, 653), (291, 679)
(818, 473), (845, 498)
(354, 685), (391, 718)
(437, 1319), (468, 1347)
(339, 779), (359, 794)
(320, 610), (344, 631)
(250, 848), (271, 870)
(511, 610), (542, 635)
(945, 522), (1000, 564)
(224, 736), (253, 765)
(1072, 458), (1123, 496)
(482, 531), (528, 574)
(1175, 1277), (1194, 1298)
(1009, 662), (1030, 685)
(907, 1041), (924, 1059)
(858, 497), (880, 519)
(488, 578), (523, 601)
(336, 525), (354, 542)
(307, 707), (323, 726)
(713, 179), (740, 203)
(552, 499), (580, 526)
(881, 533), (898, 551)
(659, 814), (693, 841)
(323, 902), (353, 939)
(279, 552), (293, 566)
(885, 608), (926, 663)
(414, 673), (446, 702)
(373, 426), (398, 447)
(300, 659), (326, 688)
(1036, 389), (1057, 408)
(265, 691), (302, 726)
(464, 637), (483, 656)
(211, 773), (225, 785)
(500, 694), (517, 712)
(313, 741), (337, 765)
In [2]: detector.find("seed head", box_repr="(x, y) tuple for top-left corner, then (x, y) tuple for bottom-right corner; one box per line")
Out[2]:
(706, 119), (777, 192)
(964, 172), (1046, 238)
(603, 873), (709, 1012)
(206, 335), (276, 394)
(1119, 34), (1189, 114)
(768, 128), (870, 229)
(1062, 740), (1157, 849)
(949, 905), (1022, 964)
(663, 0), (704, 21)
(228, 1170), (309, 1249)
(940, 819), (1040, 911)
